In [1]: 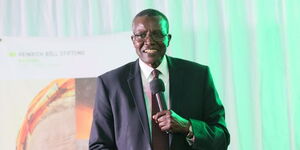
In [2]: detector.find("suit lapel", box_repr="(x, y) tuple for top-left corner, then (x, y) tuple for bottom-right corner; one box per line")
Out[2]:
(127, 60), (151, 145)
(166, 56), (184, 147)
(167, 56), (184, 115)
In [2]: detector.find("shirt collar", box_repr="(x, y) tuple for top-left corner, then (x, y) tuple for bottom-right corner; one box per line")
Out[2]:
(139, 55), (168, 80)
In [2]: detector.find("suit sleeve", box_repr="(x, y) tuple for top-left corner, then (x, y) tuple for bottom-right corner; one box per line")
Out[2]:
(89, 77), (116, 150)
(190, 67), (230, 150)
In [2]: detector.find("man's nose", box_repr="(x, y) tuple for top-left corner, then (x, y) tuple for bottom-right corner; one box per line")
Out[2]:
(144, 34), (155, 45)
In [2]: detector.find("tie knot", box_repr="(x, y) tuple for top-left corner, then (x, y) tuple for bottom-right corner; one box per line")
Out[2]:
(152, 69), (160, 79)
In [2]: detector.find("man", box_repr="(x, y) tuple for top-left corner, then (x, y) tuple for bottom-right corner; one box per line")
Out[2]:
(89, 9), (230, 150)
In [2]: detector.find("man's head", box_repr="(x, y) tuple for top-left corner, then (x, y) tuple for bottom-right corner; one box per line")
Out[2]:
(131, 9), (172, 68)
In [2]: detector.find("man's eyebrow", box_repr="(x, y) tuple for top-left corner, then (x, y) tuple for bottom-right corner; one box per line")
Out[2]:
(134, 31), (146, 34)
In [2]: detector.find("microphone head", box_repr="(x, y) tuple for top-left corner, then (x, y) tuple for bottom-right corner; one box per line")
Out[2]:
(150, 78), (165, 94)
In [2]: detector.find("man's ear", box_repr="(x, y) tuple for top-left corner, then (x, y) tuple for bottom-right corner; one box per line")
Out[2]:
(167, 34), (172, 47)
(131, 35), (136, 45)
(131, 35), (134, 41)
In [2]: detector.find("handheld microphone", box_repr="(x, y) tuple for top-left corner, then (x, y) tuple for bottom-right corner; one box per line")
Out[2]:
(150, 78), (167, 112)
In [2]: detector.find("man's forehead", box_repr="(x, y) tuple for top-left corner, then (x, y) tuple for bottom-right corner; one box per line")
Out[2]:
(133, 16), (163, 25)
(132, 16), (168, 31)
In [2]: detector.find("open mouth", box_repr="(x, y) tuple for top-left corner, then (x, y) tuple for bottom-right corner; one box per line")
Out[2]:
(143, 49), (158, 54)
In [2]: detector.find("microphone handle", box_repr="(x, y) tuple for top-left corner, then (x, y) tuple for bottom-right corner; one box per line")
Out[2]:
(155, 92), (165, 112)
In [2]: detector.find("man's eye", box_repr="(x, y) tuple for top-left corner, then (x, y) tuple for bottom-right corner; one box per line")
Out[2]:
(153, 33), (164, 38)
(138, 34), (146, 38)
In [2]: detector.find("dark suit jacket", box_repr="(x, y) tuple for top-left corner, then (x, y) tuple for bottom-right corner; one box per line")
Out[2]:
(89, 56), (230, 150)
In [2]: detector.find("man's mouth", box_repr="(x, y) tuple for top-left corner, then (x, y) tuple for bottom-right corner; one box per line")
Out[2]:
(143, 49), (158, 54)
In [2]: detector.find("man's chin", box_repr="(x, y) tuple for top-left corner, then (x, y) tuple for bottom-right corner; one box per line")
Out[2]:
(141, 57), (162, 68)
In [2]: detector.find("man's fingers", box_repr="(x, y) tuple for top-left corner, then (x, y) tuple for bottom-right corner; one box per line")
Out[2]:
(158, 117), (171, 126)
(153, 110), (189, 134)
(152, 110), (170, 121)
(158, 121), (170, 131)
(153, 110), (174, 132)
(161, 126), (171, 132)
(157, 114), (171, 122)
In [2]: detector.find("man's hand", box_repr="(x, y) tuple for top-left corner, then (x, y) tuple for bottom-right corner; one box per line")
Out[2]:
(152, 110), (190, 135)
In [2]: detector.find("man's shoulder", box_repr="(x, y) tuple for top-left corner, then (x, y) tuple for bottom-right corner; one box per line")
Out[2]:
(99, 60), (137, 79)
(168, 56), (208, 71)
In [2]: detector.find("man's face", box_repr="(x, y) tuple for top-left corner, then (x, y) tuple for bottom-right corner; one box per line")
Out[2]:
(131, 16), (171, 68)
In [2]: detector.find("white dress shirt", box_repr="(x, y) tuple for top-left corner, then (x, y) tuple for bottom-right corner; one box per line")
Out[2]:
(138, 55), (170, 135)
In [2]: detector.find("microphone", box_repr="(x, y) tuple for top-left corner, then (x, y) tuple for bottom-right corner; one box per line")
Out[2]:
(150, 78), (167, 112)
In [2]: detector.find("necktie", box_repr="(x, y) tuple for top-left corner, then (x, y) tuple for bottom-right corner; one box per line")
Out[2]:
(151, 69), (169, 150)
